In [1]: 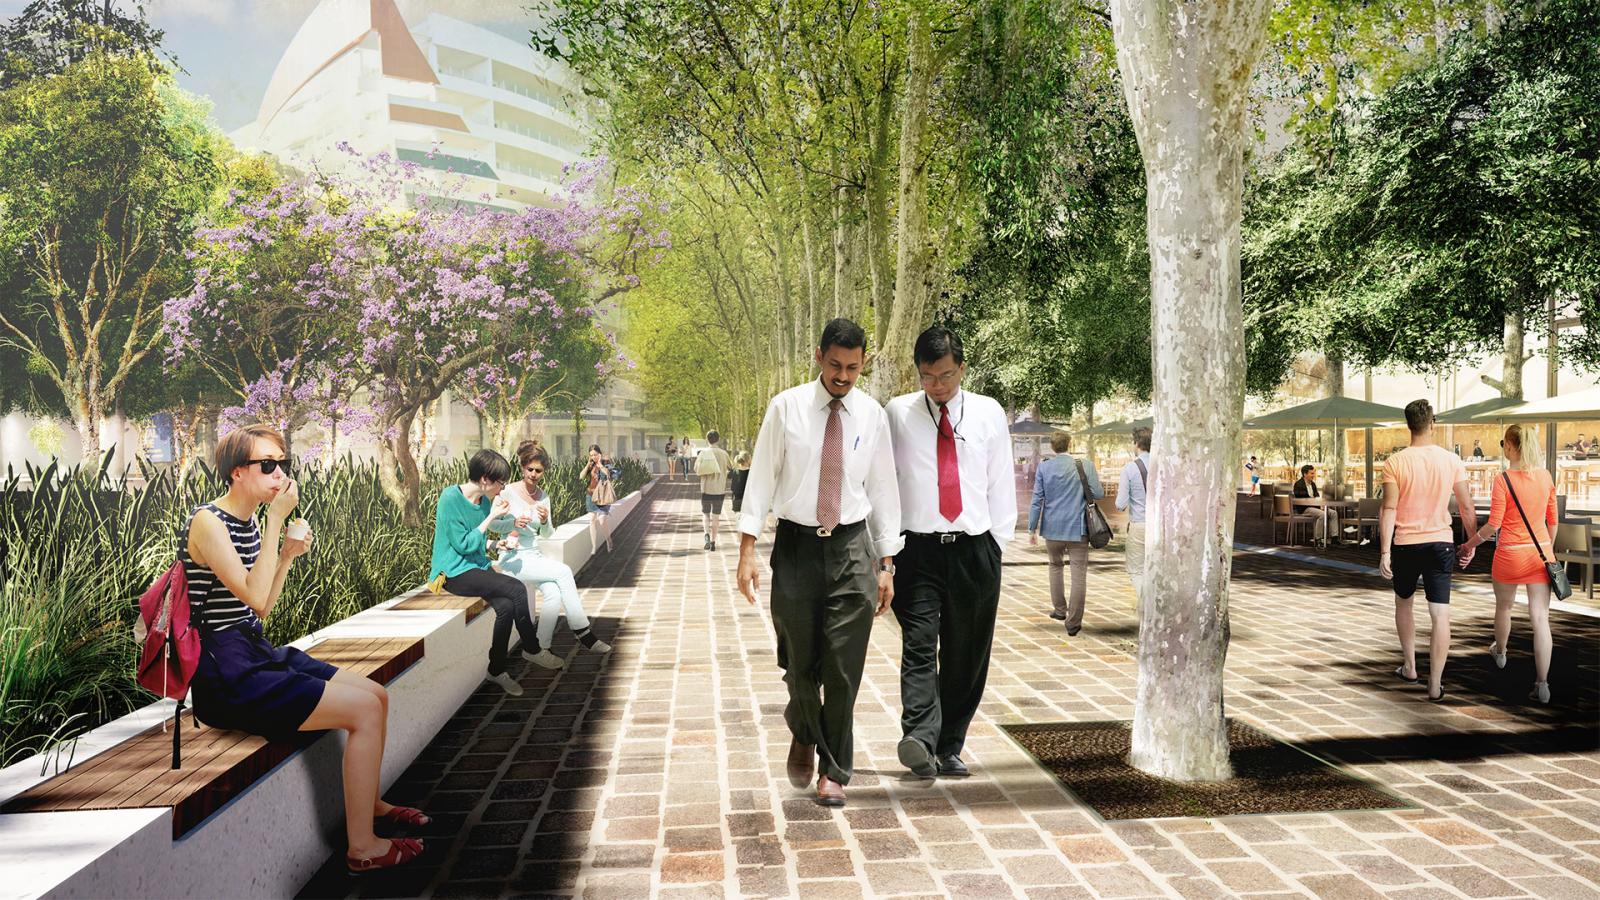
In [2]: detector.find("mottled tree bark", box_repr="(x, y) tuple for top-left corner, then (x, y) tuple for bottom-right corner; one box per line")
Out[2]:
(1110, 0), (1272, 782)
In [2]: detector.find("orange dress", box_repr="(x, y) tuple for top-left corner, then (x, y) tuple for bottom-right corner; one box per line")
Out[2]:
(1488, 469), (1557, 585)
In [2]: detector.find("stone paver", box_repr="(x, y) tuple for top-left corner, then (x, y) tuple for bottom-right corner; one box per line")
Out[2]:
(299, 480), (1600, 898)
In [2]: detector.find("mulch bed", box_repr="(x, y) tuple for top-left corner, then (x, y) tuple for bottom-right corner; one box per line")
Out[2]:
(1001, 718), (1410, 821)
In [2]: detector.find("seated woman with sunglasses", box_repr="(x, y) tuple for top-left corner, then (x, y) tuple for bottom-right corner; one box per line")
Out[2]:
(185, 425), (425, 874)
(491, 441), (612, 669)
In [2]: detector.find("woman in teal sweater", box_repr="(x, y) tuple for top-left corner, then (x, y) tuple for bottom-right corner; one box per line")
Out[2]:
(430, 450), (544, 696)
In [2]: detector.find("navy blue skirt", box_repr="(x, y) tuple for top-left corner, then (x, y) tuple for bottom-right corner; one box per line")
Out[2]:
(191, 620), (337, 738)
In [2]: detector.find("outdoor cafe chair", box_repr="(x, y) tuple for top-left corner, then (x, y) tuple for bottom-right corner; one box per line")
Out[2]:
(1272, 494), (1318, 547)
(1356, 498), (1381, 545)
(1258, 481), (1276, 519)
(1553, 523), (1598, 600)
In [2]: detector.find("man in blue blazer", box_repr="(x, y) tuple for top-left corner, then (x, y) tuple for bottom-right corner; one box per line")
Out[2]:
(1028, 432), (1103, 635)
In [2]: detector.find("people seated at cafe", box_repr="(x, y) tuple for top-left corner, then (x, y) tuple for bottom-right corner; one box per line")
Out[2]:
(1292, 465), (1320, 499)
(1292, 465), (1335, 542)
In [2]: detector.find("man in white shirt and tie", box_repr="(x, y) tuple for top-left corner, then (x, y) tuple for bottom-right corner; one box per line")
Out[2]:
(886, 326), (1018, 779)
(736, 318), (902, 807)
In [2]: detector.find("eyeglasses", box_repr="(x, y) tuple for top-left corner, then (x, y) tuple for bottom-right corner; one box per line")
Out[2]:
(918, 372), (962, 386)
(245, 458), (290, 475)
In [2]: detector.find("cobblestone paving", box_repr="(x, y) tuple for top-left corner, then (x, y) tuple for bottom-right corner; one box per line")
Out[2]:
(302, 480), (1600, 899)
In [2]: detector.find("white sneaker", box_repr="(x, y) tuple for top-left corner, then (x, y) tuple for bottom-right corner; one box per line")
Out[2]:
(524, 649), (565, 669)
(1489, 642), (1508, 669)
(486, 672), (523, 696)
(584, 639), (613, 654)
(1530, 682), (1550, 704)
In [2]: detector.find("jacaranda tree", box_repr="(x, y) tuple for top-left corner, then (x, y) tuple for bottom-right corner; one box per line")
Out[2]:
(167, 150), (664, 524)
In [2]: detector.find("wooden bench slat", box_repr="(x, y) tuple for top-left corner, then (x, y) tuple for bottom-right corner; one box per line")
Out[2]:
(393, 592), (486, 623)
(74, 728), (255, 812)
(124, 731), (263, 809)
(14, 714), (217, 810)
(1, 636), (425, 838)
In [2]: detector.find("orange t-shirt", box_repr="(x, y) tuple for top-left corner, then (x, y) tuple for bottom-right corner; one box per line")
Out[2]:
(1487, 469), (1556, 547)
(1382, 444), (1469, 545)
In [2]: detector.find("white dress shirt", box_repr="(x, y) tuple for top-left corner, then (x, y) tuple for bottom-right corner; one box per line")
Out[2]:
(887, 389), (1018, 554)
(737, 379), (904, 560)
(1116, 452), (1152, 524)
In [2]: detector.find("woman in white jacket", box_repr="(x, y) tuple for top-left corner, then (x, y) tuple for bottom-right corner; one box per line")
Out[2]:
(494, 441), (612, 668)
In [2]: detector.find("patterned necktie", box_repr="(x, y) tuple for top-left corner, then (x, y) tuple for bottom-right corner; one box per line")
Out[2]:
(817, 397), (843, 532)
(938, 403), (962, 521)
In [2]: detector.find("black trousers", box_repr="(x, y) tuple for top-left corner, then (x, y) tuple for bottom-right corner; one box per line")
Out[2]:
(892, 532), (1002, 758)
(769, 520), (876, 785)
(444, 567), (540, 676)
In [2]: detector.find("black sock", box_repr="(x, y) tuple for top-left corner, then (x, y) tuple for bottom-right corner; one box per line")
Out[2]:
(574, 627), (600, 648)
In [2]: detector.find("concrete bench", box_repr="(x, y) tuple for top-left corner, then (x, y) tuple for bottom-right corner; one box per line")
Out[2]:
(0, 475), (656, 898)
(1, 637), (423, 839)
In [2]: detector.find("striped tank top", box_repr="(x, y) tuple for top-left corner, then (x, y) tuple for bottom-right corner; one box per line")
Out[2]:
(183, 502), (262, 632)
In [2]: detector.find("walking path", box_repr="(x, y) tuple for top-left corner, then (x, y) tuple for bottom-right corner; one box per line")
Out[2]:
(301, 481), (1600, 899)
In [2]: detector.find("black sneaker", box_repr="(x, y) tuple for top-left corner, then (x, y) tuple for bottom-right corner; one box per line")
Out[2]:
(704, 534), (712, 550)
(897, 736), (937, 777)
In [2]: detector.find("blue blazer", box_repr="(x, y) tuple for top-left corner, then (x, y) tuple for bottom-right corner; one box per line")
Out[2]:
(1029, 455), (1104, 542)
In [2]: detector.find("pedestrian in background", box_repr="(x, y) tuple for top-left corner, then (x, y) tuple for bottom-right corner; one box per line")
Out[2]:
(1378, 399), (1477, 703)
(1029, 430), (1102, 635)
(1459, 424), (1558, 704)
(1115, 426), (1152, 611)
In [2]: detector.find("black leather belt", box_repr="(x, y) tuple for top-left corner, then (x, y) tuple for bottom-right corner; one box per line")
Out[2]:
(904, 531), (971, 544)
(778, 518), (865, 539)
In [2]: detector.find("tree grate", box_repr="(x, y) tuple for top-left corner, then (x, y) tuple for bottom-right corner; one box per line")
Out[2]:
(1000, 718), (1410, 821)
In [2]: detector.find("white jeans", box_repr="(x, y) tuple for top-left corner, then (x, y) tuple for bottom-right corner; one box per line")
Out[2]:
(498, 551), (591, 647)
(1125, 522), (1146, 610)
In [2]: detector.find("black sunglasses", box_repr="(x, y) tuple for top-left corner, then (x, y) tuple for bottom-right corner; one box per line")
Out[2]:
(245, 458), (291, 475)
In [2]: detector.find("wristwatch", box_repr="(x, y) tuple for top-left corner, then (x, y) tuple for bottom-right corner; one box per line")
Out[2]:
(878, 562), (896, 575)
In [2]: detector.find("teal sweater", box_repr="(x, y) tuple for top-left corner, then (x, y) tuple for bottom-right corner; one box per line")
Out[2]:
(430, 485), (492, 579)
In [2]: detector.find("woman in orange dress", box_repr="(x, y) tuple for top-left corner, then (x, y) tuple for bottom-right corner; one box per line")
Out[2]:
(1460, 425), (1556, 704)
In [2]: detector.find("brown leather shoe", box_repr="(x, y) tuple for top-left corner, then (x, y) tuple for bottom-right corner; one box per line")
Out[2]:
(815, 774), (846, 807)
(786, 738), (816, 788)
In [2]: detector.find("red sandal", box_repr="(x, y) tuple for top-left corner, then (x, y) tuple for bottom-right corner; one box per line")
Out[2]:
(347, 837), (424, 874)
(376, 805), (432, 828)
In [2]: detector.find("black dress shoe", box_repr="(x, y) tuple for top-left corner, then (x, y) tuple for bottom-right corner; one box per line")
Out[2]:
(1066, 625), (1081, 636)
(936, 754), (970, 777)
(1049, 611), (1066, 621)
(897, 736), (937, 777)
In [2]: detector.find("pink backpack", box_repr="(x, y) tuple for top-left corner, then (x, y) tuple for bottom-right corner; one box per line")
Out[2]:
(134, 524), (202, 768)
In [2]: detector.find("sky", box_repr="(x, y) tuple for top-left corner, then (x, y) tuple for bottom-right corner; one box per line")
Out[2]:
(0, 0), (540, 131)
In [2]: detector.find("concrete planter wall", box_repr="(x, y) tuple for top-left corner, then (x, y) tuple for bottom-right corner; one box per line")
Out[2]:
(0, 477), (657, 900)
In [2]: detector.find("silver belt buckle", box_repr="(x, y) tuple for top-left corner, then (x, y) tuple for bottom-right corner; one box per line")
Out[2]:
(816, 526), (833, 538)
(940, 533), (958, 544)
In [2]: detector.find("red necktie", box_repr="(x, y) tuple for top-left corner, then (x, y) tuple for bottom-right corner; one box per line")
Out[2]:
(938, 403), (961, 521)
(817, 398), (843, 531)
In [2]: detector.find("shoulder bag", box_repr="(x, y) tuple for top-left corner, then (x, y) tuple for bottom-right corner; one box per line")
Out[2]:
(590, 466), (618, 506)
(1075, 458), (1113, 549)
(1502, 472), (1572, 600)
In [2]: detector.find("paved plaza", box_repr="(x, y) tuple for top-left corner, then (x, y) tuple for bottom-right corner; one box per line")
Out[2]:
(301, 481), (1600, 899)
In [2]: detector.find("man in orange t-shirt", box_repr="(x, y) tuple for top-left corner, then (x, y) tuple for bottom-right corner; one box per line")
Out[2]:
(1378, 399), (1478, 703)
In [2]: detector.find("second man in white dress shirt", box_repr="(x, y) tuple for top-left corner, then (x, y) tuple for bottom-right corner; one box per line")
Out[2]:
(736, 318), (902, 807)
(886, 326), (1018, 778)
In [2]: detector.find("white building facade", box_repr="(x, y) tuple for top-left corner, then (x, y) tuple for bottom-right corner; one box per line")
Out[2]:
(230, 0), (586, 210)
